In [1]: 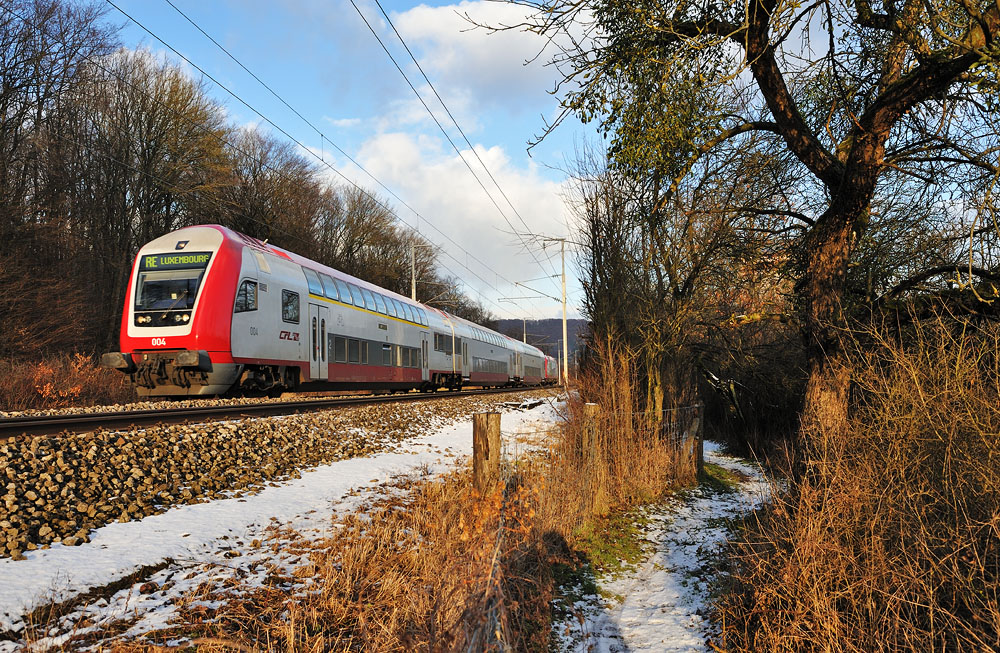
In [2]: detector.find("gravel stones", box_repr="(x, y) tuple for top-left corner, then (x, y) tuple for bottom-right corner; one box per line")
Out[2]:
(0, 390), (551, 560)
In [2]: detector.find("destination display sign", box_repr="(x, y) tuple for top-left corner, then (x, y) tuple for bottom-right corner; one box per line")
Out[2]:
(139, 251), (212, 271)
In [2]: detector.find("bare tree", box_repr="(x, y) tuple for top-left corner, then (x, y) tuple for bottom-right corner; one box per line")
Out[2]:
(498, 0), (1000, 454)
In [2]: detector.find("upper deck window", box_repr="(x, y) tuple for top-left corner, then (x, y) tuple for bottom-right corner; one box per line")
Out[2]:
(335, 279), (353, 305)
(348, 283), (365, 307)
(360, 288), (377, 312)
(319, 273), (339, 300)
(383, 296), (397, 317)
(302, 268), (324, 296)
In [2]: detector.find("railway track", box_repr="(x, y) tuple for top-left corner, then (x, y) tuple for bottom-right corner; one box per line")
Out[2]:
(0, 387), (541, 438)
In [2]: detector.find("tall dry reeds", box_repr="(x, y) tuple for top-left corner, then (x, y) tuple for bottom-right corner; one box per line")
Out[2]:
(539, 341), (691, 539)
(718, 312), (1000, 651)
(0, 354), (134, 411)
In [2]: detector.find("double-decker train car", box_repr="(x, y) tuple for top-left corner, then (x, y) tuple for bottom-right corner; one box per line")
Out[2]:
(102, 225), (558, 397)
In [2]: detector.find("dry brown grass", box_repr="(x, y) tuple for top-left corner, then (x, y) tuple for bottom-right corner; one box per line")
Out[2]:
(87, 344), (695, 651)
(540, 342), (691, 534)
(718, 312), (1000, 651)
(99, 468), (549, 652)
(0, 354), (134, 411)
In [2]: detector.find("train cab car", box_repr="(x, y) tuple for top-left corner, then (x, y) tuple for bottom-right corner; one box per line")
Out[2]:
(543, 355), (559, 385)
(104, 224), (552, 397)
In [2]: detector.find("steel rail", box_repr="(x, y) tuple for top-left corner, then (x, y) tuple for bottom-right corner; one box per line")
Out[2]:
(0, 387), (539, 439)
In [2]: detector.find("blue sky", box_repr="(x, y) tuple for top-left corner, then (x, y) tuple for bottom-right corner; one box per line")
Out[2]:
(110, 0), (593, 321)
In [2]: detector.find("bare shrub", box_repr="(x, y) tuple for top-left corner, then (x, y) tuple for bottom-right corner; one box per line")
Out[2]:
(0, 354), (134, 411)
(541, 339), (688, 540)
(718, 311), (1000, 651)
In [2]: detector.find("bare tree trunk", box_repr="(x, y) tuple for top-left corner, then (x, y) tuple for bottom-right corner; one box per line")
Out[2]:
(797, 205), (857, 468)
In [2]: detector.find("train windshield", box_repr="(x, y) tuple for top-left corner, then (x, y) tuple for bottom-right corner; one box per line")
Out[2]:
(135, 270), (204, 311)
(134, 251), (212, 312)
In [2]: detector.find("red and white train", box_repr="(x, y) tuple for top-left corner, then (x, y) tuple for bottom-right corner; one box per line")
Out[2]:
(102, 225), (559, 397)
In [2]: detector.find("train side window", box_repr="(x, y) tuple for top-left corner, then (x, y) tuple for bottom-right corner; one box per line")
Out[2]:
(382, 344), (392, 365)
(303, 268), (324, 296)
(281, 290), (299, 323)
(384, 296), (397, 317)
(360, 288), (377, 312)
(234, 280), (258, 313)
(373, 293), (387, 315)
(390, 298), (404, 318)
(361, 341), (369, 364)
(319, 273), (339, 300)
(348, 339), (360, 363)
(417, 308), (428, 326)
(402, 304), (414, 323)
(334, 336), (347, 363)
(335, 279), (353, 305)
(348, 283), (365, 307)
(414, 348), (421, 368)
(402, 348), (410, 367)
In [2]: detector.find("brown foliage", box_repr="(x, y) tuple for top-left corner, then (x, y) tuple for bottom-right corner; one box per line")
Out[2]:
(0, 353), (133, 411)
(90, 352), (697, 650)
(717, 313), (1000, 651)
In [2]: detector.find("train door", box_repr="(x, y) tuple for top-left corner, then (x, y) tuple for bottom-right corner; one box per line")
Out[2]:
(421, 332), (430, 382)
(231, 251), (260, 359)
(308, 303), (329, 381)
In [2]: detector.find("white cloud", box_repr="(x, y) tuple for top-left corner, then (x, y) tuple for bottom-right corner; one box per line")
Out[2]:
(390, 1), (562, 114)
(321, 130), (573, 319)
(324, 116), (363, 128)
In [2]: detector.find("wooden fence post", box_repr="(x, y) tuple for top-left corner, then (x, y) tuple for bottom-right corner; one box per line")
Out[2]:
(693, 408), (704, 477)
(473, 412), (501, 492)
(580, 402), (599, 463)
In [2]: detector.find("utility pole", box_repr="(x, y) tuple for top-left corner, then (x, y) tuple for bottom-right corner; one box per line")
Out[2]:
(513, 237), (569, 386)
(561, 238), (567, 386)
(411, 243), (433, 301)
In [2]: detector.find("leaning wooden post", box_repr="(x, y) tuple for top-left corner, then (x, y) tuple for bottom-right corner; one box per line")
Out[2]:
(694, 405), (704, 477)
(581, 403), (599, 464)
(473, 412), (501, 492)
(581, 403), (607, 514)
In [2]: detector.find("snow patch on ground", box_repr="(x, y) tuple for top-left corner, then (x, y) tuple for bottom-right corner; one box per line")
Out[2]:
(0, 394), (563, 650)
(553, 441), (771, 652)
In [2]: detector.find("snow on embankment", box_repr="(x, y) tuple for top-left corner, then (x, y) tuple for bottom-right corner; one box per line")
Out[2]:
(0, 391), (562, 644)
(555, 441), (771, 652)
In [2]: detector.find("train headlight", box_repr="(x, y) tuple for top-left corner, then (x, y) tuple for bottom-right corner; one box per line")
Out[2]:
(182, 314), (190, 322)
(174, 314), (183, 323)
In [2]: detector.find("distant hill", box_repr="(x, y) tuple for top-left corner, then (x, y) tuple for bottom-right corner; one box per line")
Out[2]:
(496, 318), (588, 359)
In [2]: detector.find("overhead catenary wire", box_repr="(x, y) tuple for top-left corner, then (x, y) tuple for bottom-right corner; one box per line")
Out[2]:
(348, 0), (564, 293)
(157, 0), (539, 316)
(369, 0), (564, 291)
(104, 0), (543, 317)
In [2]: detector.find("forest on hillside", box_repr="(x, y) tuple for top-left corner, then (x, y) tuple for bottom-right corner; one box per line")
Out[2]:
(0, 0), (496, 360)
